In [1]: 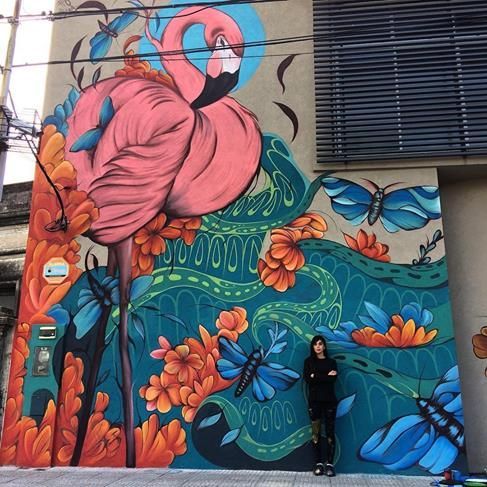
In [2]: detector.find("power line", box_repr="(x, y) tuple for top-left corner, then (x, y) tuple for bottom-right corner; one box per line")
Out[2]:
(11, 30), (320, 68)
(0, 0), (285, 23)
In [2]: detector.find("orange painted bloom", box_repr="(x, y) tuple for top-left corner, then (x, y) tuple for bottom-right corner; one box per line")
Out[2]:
(216, 307), (249, 342)
(180, 376), (214, 423)
(287, 213), (328, 239)
(30, 189), (98, 245)
(0, 397), (23, 464)
(344, 229), (391, 263)
(53, 353), (84, 465)
(16, 400), (56, 468)
(7, 322), (30, 398)
(0, 322), (30, 464)
(36, 125), (65, 173)
(135, 416), (186, 467)
(257, 252), (296, 292)
(134, 213), (180, 256)
(31, 125), (98, 244)
(131, 243), (155, 278)
(352, 314), (438, 348)
(185, 325), (220, 362)
(80, 392), (123, 466)
(115, 39), (175, 88)
(150, 336), (172, 360)
(269, 228), (305, 271)
(166, 217), (202, 245)
(164, 344), (204, 385)
(140, 327), (233, 422)
(473, 326), (487, 376)
(132, 212), (185, 277)
(139, 372), (182, 413)
(184, 326), (233, 389)
(257, 227), (310, 293)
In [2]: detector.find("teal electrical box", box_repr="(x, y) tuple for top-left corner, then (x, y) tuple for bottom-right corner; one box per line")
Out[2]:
(22, 323), (67, 422)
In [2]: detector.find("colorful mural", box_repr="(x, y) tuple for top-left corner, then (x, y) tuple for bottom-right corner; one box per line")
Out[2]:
(0, 0), (466, 475)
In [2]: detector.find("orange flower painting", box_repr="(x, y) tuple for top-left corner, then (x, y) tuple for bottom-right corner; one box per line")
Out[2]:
(135, 416), (186, 468)
(139, 372), (182, 413)
(115, 37), (175, 88)
(319, 302), (438, 349)
(258, 213), (327, 292)
(287, 213), (328, 239)
(352, 314), (438, 348)
(53, 353), (84, 465)
(79, 393), (123, 467)
(351, 302), (437, 348)
(131, 214), (202, 278)
(216, 306), (249, 342)
(180, 376), (215, 422)
(141, 319), (240, 422)
(164, 344), (205, 384)
(15, 400), (56, 468)
(134, 213), (180, 257)
(344, 229), (390, 262)
(0, 322), (32, 465)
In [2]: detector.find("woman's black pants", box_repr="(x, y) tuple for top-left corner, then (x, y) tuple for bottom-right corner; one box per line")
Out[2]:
(308, 401), (337, 465)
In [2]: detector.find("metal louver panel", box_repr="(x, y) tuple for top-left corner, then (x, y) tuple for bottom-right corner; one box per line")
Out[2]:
(313, 0), (487, 163)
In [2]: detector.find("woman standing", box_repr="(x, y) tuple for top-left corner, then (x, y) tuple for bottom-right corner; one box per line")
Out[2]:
(303, 335), (338, 477)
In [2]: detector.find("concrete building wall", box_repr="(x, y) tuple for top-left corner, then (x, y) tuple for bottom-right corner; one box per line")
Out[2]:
(440, 174), (487, 472)
(0, 0), (477, 476)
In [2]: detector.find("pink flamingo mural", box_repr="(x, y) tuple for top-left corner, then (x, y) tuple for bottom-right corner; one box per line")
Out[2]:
(64, 6), (262, 467)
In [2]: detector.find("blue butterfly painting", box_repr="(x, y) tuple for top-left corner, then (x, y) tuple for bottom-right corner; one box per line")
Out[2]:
(70, 96), (114, 152)
(359, 366), (465, 474)
(217, 325), (300, 401)
(89, 9), (138, 63)
(321, 176), (441, 233)
(74, 272), (154, 339)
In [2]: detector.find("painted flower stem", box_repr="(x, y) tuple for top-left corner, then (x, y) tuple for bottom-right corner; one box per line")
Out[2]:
(70, 302), (112, 465)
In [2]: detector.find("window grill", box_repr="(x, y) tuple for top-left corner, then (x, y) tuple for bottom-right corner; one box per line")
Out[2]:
(313, 0), (487, 163)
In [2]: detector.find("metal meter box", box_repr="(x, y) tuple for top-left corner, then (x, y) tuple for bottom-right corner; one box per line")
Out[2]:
(22, 322), (67, 422)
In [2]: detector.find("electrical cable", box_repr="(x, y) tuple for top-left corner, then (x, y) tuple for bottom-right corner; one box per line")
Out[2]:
(9, 31), (322, 69)
(22, 134), (69, 232)
(0, 0), (285, 23)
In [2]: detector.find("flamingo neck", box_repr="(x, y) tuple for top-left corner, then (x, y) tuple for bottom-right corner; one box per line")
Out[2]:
(161, 7), (230, 104)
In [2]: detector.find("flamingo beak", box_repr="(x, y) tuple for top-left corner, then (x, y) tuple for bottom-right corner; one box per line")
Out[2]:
(190, 43), (241, 110)
(190, 70), (240, 110)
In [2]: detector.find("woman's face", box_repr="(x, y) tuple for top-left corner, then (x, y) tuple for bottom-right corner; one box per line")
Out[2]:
(313, 340), (325, 355)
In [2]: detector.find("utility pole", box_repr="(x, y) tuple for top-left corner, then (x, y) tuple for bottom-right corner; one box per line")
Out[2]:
(0, 0), (22, 200)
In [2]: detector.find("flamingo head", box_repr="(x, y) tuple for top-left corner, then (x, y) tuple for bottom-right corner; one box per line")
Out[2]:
(191, 26), (244, 109)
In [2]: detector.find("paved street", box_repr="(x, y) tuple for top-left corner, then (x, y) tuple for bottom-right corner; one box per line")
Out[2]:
(0, 467), (438, 486)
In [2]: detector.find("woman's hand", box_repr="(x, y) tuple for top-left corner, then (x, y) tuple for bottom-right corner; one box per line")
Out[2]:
(328, 370), (337, 376)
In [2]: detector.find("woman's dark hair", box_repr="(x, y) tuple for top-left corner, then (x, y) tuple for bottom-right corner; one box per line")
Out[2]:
(310, 335), (327, 359)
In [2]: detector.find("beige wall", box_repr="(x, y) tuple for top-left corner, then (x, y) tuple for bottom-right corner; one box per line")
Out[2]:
(440, 175), (487, 472)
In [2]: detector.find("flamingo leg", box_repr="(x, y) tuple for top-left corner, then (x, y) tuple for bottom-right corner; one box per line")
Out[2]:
(71, 247), (118, 466)
(114, 237), (136, 468)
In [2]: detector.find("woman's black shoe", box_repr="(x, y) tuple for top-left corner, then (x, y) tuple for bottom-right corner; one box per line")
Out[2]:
(313, 463), (324, 476)
(325, 464), (336, 477)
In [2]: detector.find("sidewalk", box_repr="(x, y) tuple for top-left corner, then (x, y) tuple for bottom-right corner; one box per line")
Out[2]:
(0, 466), (437, 486)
